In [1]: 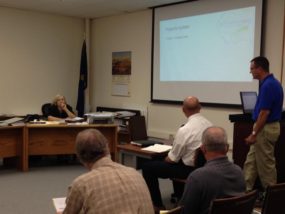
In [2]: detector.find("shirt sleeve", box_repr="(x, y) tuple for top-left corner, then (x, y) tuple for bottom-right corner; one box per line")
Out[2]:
(63, 182), (84, 214)
(48, 105), (57, 116)
(67, 104), (74, 113)
(168, 127), (186, 162)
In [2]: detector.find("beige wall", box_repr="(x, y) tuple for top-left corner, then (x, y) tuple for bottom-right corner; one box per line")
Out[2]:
(91, 10), (152, 112)
(91, 0), (285, 147)
(0, 0), (283, 147)
(0, 7), (84, 115)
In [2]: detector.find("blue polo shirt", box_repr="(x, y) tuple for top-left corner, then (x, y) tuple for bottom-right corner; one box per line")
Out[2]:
(253, 74), (284, 122)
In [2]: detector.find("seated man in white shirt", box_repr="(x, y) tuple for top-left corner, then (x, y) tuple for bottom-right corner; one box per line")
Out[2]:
(142, 96), (212, 211)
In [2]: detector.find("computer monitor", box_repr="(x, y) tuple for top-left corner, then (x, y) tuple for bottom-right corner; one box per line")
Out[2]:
(240, 91), (257, 114)
(128, 116), (162, 147)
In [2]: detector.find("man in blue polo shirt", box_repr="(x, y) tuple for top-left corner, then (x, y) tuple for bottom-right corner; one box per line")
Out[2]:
(244, 56), (283, 200)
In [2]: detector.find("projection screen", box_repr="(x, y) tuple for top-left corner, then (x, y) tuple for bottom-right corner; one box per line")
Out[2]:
(151, 0), (263, 106)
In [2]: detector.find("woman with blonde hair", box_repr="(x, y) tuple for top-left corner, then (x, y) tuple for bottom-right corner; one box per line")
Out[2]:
(48, 94), (76, 121)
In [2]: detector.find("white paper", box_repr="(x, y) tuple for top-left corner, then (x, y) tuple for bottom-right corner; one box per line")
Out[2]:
(84, 112), (114, 118)
(252, 209), (261, 214)
(115, 111), (136, 118)
(52, 197), (66, 213)
(141, 144), (172, 153)
(112, 84), (130, 96)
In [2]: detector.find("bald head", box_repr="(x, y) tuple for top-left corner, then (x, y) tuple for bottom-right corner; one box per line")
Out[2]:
(183, 96), (201, 116)
(75, 129), (110, 164)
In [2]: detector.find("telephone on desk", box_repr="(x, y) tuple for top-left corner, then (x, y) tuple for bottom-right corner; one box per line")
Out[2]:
(24, 114), (40, 123)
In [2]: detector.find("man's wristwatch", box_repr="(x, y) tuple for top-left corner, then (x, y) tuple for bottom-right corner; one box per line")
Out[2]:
(252, 131), (256, 136)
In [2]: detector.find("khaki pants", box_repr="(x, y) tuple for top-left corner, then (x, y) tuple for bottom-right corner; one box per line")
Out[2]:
(244, 122), (280, 191)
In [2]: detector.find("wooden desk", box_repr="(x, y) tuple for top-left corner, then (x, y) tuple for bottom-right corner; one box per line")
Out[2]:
(0, 126), (24, 170)
(117, 144), (168, 169)
(24, 124), (118, 171)
(1, 124), (117, 171)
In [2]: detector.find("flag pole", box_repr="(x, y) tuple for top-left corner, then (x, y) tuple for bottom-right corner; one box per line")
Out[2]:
(84, 18), (91, 113)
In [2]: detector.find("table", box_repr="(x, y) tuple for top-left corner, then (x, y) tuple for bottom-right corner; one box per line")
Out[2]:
(0, 124), (117, 171)
(117, 143), (168, 168)
(0, 126), (24, 170)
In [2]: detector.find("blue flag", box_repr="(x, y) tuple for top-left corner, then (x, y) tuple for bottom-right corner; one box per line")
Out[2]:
(76, 40), (88, 117)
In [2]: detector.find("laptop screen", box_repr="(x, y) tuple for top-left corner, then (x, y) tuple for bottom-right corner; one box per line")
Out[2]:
(240, 91), (257, 114)
(128, 116), (148, 141)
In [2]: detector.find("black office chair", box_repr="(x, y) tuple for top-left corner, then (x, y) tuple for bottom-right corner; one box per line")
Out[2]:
(260, 182), (285, 214)
(193, 146), (206, 168)
(41, 103), (52, 118)
(208, 190), (258, 214)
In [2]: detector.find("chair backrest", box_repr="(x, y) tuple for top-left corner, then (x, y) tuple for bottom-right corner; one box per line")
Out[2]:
(194, 147), (206, 168)
(159, 206), (183, 214)
(41, 103), (52, 117)
(209, 190), (258, 214)
(262, 182), (285, 214)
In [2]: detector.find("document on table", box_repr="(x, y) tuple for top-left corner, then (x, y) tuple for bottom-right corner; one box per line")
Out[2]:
(0, 117), (24, 126)
(141, 144), (172, 153)
(52, 197), (66, 213)
(65, 117), (85, 123)
(252, 209), (261, 214)
(46, 121), (65, 125)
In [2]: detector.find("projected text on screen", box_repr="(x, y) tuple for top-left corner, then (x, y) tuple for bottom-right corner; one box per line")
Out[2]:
(160, 7), (255, 82)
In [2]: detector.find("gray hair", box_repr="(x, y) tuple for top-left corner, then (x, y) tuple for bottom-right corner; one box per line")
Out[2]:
(202, 126), (229, 152)
(75, 129), (110, 163)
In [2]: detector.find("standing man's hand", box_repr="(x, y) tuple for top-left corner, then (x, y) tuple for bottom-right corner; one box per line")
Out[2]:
(245, 134), (257, 145)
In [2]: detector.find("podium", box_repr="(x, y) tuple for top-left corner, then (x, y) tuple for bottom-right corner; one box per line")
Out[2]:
(229, 114), (285, 183)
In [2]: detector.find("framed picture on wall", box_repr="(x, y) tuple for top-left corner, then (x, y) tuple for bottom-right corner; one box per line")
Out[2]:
(112, 51), (131, 75)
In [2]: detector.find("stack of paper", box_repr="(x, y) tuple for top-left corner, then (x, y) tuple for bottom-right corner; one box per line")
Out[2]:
(45, 120), (66, 125)
(65, 117), (85, 123)
(0, 117), (24, 127)
(52, 197), (66, 213)
(141, 144), (172, 153)
(252, 209), (261, 214)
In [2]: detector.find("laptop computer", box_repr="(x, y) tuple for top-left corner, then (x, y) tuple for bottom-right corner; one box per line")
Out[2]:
(240, 91), (257, 114)
(129, 116), (162, 147)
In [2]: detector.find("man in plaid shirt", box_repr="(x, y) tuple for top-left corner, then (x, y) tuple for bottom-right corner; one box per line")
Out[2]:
(62, 129), (154, 214)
